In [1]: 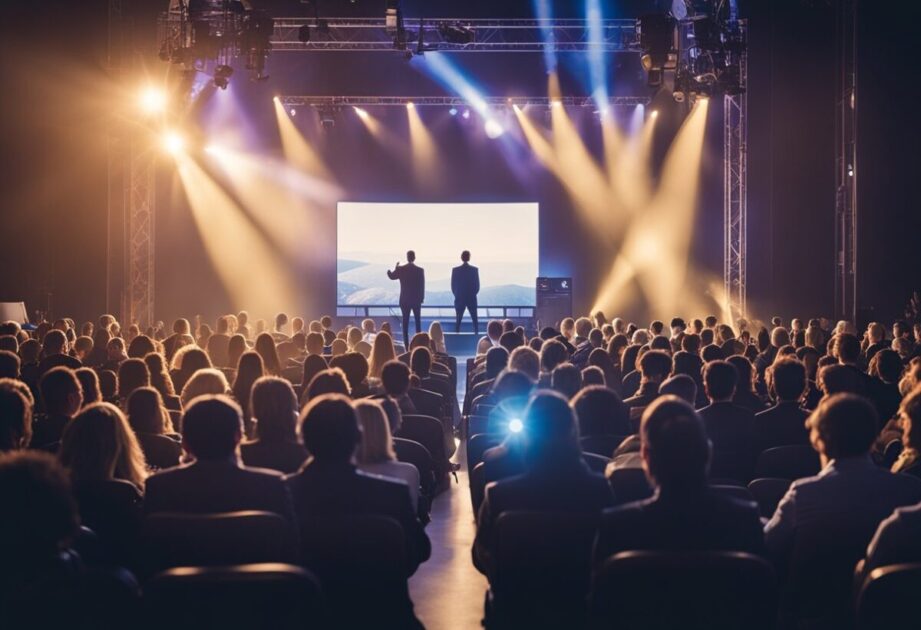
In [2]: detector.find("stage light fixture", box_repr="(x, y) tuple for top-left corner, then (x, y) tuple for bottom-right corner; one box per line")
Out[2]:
(298, 24), (310, 43)
(213, 64), (234, 90)
(406, 102), (415, 109)
(651, 110), (659, 118)
(638, 13), (678, 88)
(162, 131), (185, 155)
(438, 21), (475, 45)
(139, 86), (167, 114)
(353, 106), (369, 120)
(484, 118), (504, 139)
(448, 107), (458, 116)
(289, 108), (296, 116)
(462, 109), (470, 119)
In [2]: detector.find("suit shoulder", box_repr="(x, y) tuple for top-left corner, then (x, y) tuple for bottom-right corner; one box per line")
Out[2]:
(239, 464), (286, 479)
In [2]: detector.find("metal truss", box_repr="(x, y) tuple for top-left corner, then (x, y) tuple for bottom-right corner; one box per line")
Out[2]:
(127, 144), (156, 329)
(723, 25), (747, 321)
(834, 0), (857, 323)
(279, 95), (649, 108)
(270, 18), (640, 53)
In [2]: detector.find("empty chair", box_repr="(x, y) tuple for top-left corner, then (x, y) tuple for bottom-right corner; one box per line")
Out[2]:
(299, 514), (420, 628)
(755, 445), (821, 480)
(143, 563), (323, 630)
(467, 433), (504, 471)
(590, 551), (777, 630)
(140, 511), (296, 576)
(856, 563), (921, 629)
(580, 434), (628, 458)
(408, 387), (444, 420)
(487, 511), (601, 628)
(747, 477), (792, 519)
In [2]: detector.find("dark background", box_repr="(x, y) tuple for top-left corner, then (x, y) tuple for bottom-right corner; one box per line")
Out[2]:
(1, 0), (918, 326)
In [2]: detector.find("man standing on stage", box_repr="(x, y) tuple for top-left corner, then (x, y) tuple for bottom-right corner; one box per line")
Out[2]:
(451, 250), (480, 334)
(387, 250), (425, 346)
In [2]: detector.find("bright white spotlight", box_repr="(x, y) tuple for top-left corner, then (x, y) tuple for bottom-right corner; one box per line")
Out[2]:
(273, 96), (281, 103)
(353, 106), (369, 120)
(484, 118), (504, 139)
(462, 109), (471, 119)
(508, 418), (524, 433)
(162, 131), (185, 155)
(139, 86), (167, 114)
(448, 107), (458, 116)
(289, 108), (296, 117)
(651, 110), (659, 118)
(407, 102), (415, 109)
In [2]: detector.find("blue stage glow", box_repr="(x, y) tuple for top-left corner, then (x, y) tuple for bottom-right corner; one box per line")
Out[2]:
(462, 109), (471, 119)
(414, 53), (503, 134)
(533, 0), (558, 74)
(586, 0), (609, 110)
(509, 418), (524, 433)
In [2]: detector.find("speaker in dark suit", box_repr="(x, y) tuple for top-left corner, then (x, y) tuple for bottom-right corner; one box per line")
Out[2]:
(451, 251), (480, 334)
(387, 250), (425, 346)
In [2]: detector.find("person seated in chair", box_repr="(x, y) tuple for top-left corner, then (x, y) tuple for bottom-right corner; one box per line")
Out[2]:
(144, 395), (295, 522)
(698, 360), (757, 481)
(32, 367), (83, 451)
(593, 396), (764, 569)
(754, 357), (811, 453)
(623, 350), (672, 413)
(240, 377), (309, 474)
(764, 394), (921, 558)
(474, 391), (615, 577)
(285, 394), (430, 574)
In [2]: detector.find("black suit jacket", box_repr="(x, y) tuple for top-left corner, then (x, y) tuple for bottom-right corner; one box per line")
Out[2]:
(698, 401), (757, 480)
(593, 488), (765, 569)
(753, 401), (810, 453)
(144, 459), (296, 524)
(387, 263), (425, 307)
(285, 460), (431, 574)
(474, 462), (615, 576)
(451, 263), (480, 304)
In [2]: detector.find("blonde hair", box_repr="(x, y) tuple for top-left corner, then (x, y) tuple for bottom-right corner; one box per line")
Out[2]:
(180, 368), (230, 408)
(428, 321), (445, 343)
(59, 402), (147, 488)
(369, 331), (396, 379)
(354, 400), (396, 464)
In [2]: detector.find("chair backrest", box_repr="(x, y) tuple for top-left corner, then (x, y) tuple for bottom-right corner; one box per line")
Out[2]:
(140, 511), (295, 575)
(857, 562), (921, 629)
(711, 484), (756, 504)
(747, 477), (792, 518)
(608, 467), (654, 505)
(397, 414), (448, 472)
(467, 433), (504, 471)
(143, 563), (323, 630)
(591, 551), (777, 630)
(471, 461), (488, 516)
(708, 448), (754, 484)
(580, 434), (629, 458)
(467, 414), (490, 437)
(581, 452), (611, 474)
(408, 387), (444, 419)
(392, 436), (436, 497)
(755, 444), (820, 480)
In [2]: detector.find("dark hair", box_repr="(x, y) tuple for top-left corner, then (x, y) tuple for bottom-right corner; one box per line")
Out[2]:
(126, 387), (168, 435)
(572, 385), (629, 437)
(301, 354), (329, 391)
(0, 351), (20, 380)
(380, 361), (411, 397)
(485, 346), (510, 378)
(299, 394), (360, 461)
(621, 345), (641, 374)
(703, 360), (738, 401)
(491, 369), (534, 402)
(0, 451), (79, 560)
(650, 321), (665, 335)
(409, 346), (433, 378)
(874, 349), (903, 384)
(639, 350), (672, 381)
(499, 331), (523, 353)
(700, 328), (715, 346)
(681, 333), (701, 354)
(771, 358), (806, 401)
(251, 376), (298, 442)
(232, 351), (265, 417)
(540, 339), (568, 373)
(581, 366), (605, 386)
(807, 393), (877, 459)
(701, 344), (723, 363)
(75, 367), (101, 405)
(641, 396), (710, 489)
(660, 374), (698, 405)
(726, 356), (756, 395)
(181, 395), (243, 460)
(42, 329), (67, 355)
(522, 392), (580, 467)
(329, 352), (370, 393)
(307, 368), (351, 400)
(0, 380), (32, 451)
(551, 363), (583, 399)
(117, 358), (150, 400)
(406, 250), (416, 262)
(818, 364), (861, 396)
(227, 334), (247, 368)
(144, 353), (175, 398)
(254, 333), (281, 376)
(835, 333), (861, 364)
(40, 367), (81, 415)
(127, 335), (156, 359)
(461, 250), (470, 262)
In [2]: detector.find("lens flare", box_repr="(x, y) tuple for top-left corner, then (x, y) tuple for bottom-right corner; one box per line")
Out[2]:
(139, 86), (167, 114)
(509, 418), (524, 433)
(162, 131), (185, 155)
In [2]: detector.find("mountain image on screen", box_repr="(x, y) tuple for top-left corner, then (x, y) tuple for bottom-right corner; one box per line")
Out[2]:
(336, 202), (539, 307)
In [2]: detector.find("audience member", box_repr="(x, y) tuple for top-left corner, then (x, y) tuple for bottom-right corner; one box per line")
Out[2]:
(754, 358), (810, 452)
(354, 399), (420, 511)
(126, 387), (181, 469)
(698, 360), (756, 481)
(33, 367), (83, 450)
(240, 377), (308, 474)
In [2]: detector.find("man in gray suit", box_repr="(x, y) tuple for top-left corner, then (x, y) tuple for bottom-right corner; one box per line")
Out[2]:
(451, 250), (480, 334)
(387, 250), (425, 347)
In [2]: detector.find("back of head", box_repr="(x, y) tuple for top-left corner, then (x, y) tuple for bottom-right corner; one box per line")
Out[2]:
(307, 368), (351, 400)
(461, 250), (470, 263)
(127, 335), (156, 359)
(581, 366), (605, 387)
(305, 331), (325, 355)
(118, 358), (151, 398)
(43, 329), (67, 355)
(806, 393), (877, 460)
(0, 451), (78, 562)
(659, 374), (698, 405)
(649, 336), (672, 353)
(380, 360), (411, 397)
(180, 368), (230, 408)
(681, 333), (702, 354)
(301, 354), (329, 391)
(485, 346), (510, 378)
(874, 349), (903, 384)
(251, 376), (298, 441)
(487, 320), (503, 342)
(40, 367), (81, 416)
(499, 331), (523, 353)
(0, 350), (20, 380)
(509, 346), (540, 381)
(354, 399), (395, 464)
(492, 369), (534, 403)
(818, 363), (861, 396)
(182, 395), (243, 460)
(540, 339), (568, 373)
(726, 355), (754, 392)
(572, 385), (628, 437)
(126, 386), (167, 435)
(639, 350), (672, 382)
(835, 333), (861, 364)
(522, 391), (580, 468)
(771, 327), (791, 348)
(641, 396), (710, 491)
(406, 250), (416, 263)
(771, 358), (807, 401)
(299, 394), (360, 462)
(900, 385), (921, 451)
(575, 317), (593, 339)
(60, 402), (146, 487)
(551, 363), (583, 399)
(703, 360), (738, 401)
(410, 346), (433, 377)
(330, 352), (370, 390)
(650, 320), (665, 336)
(0, 380), (32, 451)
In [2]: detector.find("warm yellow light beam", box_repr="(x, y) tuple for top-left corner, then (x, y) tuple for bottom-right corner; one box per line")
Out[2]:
(511, 104), (558, 170)
(139, 86), (167, 115)
(272, 98), (331, 179)
(611, 110), (657, 215)
(406, 102), (440, 190)
(162, 131), (185, 155)
(354, 107), (405, 154)
(174, 153), (300, 315)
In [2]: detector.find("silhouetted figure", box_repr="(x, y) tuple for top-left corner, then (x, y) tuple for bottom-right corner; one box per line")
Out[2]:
(451, 250), (480, 334)
(387, 250), (425, 346)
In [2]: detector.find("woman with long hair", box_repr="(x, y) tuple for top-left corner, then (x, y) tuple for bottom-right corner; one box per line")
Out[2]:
(232, 351), (264, 436)
(75, 367), (102, 406)
(117, 358), (151, 403)
(301, 354), (329, 394)
(227, 334), (247, 370)
(126, 387), (180, 469)
(254, 332), (281, 376)
(170, 345), (212, 394)
(144, 352), (179, 410)
(354, 399), (419, 510)
(369, 330), (397, 379)
(240, 376), (308, 474)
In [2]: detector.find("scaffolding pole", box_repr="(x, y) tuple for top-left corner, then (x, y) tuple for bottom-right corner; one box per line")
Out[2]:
(834, 0), (858, 323)
(723, 32), (748, 321)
